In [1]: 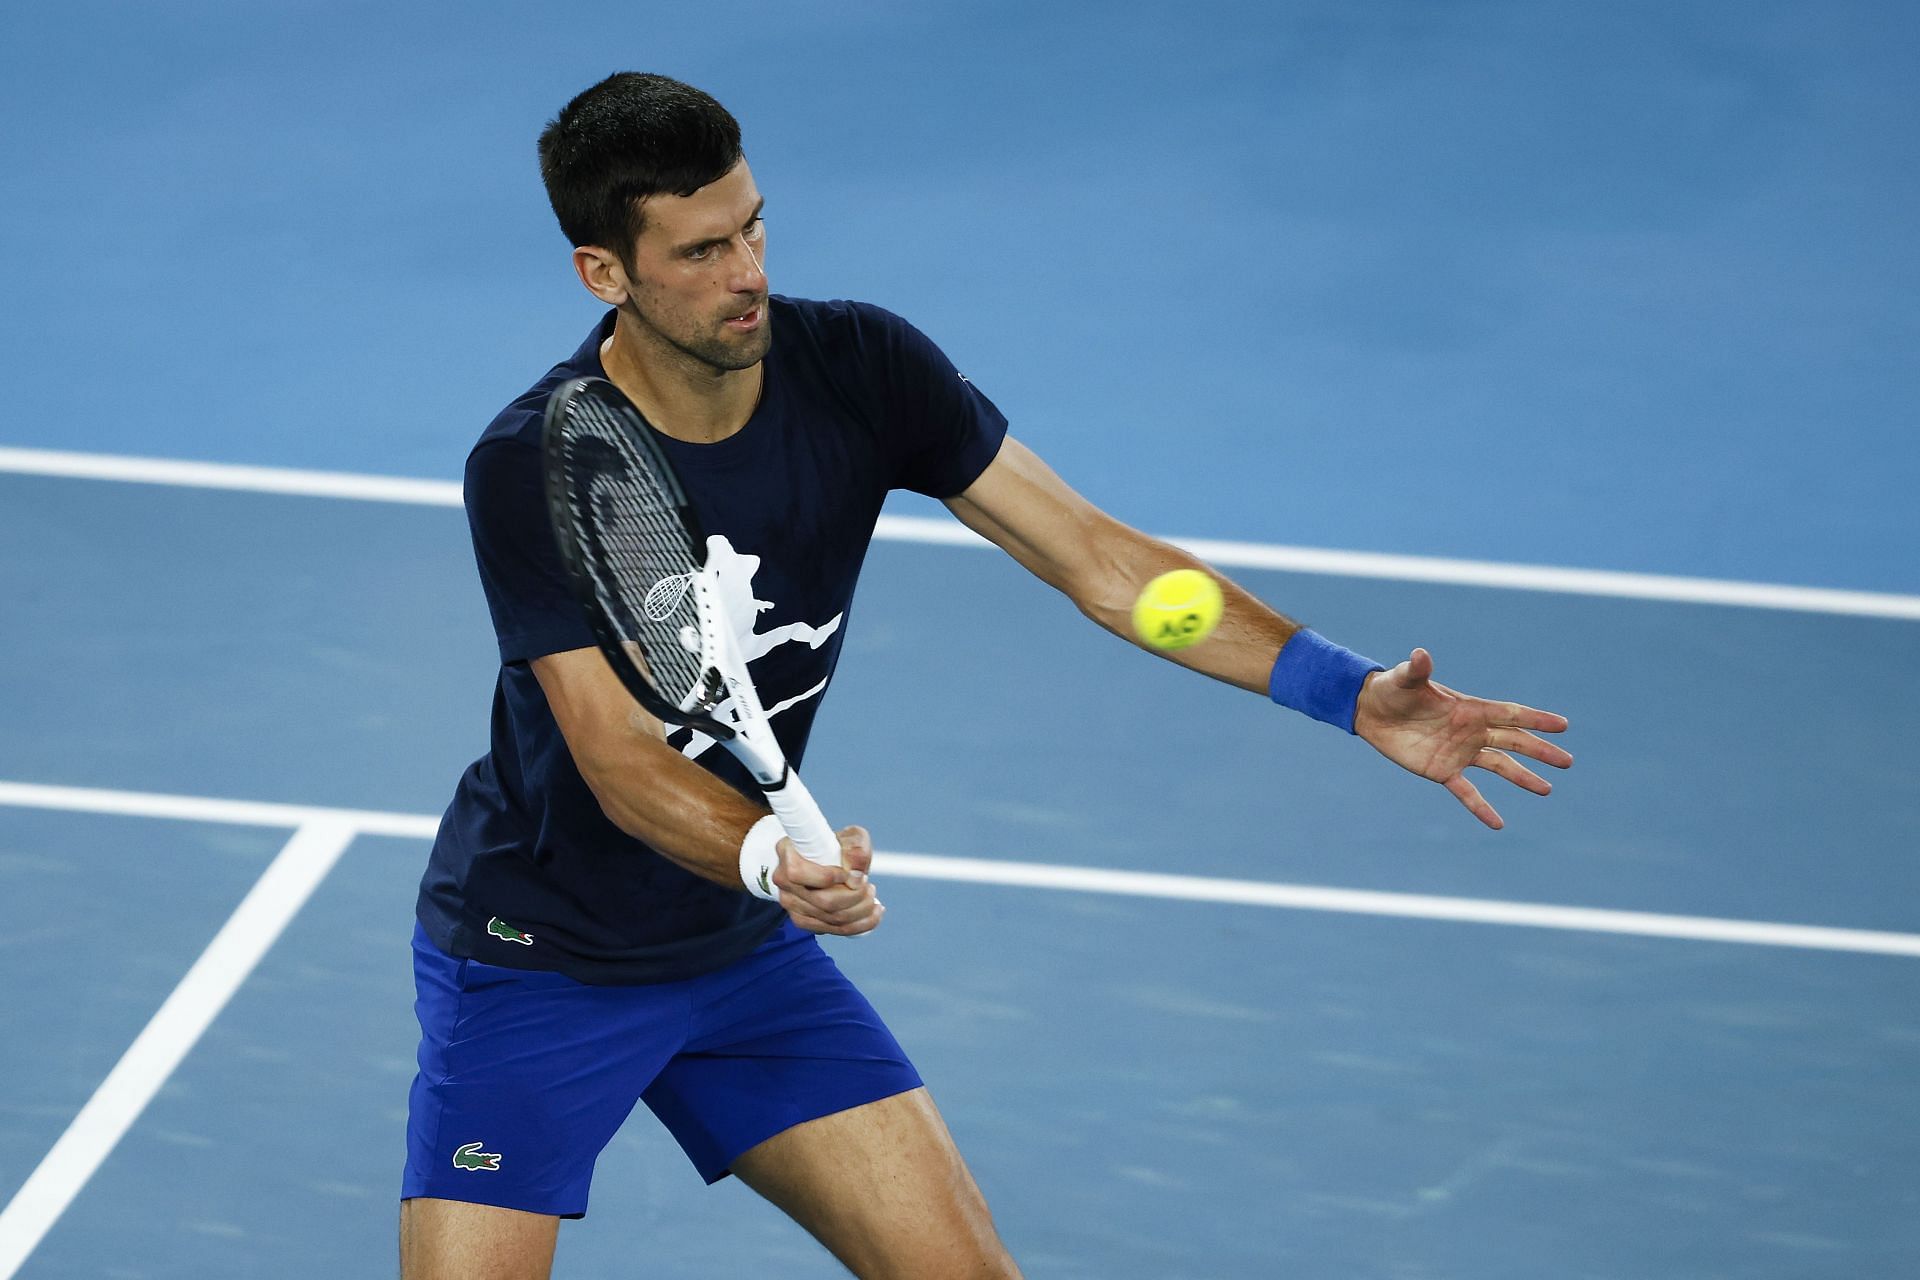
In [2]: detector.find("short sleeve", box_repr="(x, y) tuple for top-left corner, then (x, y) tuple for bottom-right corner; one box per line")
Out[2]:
(867, 307), (1009, 498)
(465, 436), (596, 664)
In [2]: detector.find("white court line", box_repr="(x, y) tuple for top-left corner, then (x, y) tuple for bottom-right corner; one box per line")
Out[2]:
(3, 444), (1915, 620)
(0, 779), (440, 840)
(0, 820), (358, 1279)
(2, 779), (1917, 959)
(876, 854), (1920, 958)
(0, 445), (463, 508)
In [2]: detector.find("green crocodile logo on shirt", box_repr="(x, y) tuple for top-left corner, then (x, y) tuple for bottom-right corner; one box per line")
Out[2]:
(487, 917), (534, 946)
(452, 1141), (502, 1172)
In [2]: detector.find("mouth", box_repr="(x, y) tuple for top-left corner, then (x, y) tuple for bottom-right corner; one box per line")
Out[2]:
(723, 303), (765, 333)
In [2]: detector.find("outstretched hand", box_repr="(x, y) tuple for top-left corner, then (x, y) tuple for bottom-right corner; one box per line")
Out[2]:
(1352, 648), (1572, 829)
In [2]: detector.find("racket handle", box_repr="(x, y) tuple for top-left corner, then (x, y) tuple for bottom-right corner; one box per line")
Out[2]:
(765, 771), (843, 868)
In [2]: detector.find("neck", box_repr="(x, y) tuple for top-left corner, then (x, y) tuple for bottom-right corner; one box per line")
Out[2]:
(600, 309), (763, 445)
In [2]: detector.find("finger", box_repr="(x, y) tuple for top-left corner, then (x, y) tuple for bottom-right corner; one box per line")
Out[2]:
(781, 865), (881, 918)
(842, 902), (886, 936)
(825, 901), (885, 937)
(1445, 694), (1568, 736)
(1487, 728), (1575, 770)
(1498, 702), (1569, 733)
(784, 878), (878, 921)
(781, 896), (856, 933)
(1473, 748), (1552, 796)
(784, 892), (885, 936)
(1444, 773), (1504, 830)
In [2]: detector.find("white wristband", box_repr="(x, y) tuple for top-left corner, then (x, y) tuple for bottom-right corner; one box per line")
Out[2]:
(739, 814), (784, 901)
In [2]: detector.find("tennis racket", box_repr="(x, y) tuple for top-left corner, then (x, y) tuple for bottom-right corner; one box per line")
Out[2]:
(542, 375), (843, 868)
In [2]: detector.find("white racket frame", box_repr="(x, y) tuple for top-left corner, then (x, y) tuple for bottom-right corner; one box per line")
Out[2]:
(686, 557), (843, 869)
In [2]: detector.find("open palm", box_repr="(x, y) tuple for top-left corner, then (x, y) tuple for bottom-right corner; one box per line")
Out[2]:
(1352, 647), (1573, 829)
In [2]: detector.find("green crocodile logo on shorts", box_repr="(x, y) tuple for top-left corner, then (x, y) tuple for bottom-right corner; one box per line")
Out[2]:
(452, 1141), (502, 1172)
(487, 916), (534, 946)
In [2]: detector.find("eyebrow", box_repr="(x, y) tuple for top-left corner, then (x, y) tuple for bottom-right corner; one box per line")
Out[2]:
(672, 199), (766, 255)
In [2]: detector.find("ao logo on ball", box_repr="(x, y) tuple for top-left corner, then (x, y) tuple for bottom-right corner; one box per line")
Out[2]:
(1130, 569), (1224, 651)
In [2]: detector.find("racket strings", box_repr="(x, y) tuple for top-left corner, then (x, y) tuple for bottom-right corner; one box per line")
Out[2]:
(561, 400), (713, 710)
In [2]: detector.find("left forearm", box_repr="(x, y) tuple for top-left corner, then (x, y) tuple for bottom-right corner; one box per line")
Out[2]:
(945, 436), (1306, 694)
(1063, 519), (1301, 693)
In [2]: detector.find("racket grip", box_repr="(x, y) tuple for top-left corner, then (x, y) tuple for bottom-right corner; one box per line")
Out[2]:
(765, 771), (843, 868)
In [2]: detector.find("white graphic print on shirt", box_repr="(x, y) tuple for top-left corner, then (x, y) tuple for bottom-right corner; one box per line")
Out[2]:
(675, 534), (842, 761)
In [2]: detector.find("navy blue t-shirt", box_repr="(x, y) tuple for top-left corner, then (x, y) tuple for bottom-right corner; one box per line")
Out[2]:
(417, 297), (1008, 984)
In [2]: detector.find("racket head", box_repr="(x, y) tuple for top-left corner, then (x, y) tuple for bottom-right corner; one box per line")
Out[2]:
(542, 376), (734, 740)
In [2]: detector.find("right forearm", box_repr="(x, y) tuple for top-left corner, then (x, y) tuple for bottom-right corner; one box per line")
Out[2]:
(530, 647), (878, 933)
(577, 733), (768, 889)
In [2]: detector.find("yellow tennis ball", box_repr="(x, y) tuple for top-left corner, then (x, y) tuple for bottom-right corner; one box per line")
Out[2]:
(1131, 569), (1224, 650)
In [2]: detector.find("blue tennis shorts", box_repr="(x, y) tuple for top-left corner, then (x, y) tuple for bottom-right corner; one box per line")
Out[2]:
(401, 920), (921, 1218)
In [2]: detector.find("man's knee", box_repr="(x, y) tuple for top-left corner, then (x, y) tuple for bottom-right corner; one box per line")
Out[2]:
(731, 1089), (1023, 1280)
(852, 1229), (1021, 1280)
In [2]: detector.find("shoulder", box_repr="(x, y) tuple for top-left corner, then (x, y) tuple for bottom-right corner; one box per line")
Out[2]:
(773, 294), (911, 334)
(771, 295), (929, 364)
(470, 388), (545, 463)
(469, 310), (617, 466)
(772, 296), (965, 402)
(464, 389), (548, 516)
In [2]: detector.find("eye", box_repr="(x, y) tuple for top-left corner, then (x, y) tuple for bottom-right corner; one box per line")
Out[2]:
(686, 243), (714, 262)
(743, 216), (765, 241)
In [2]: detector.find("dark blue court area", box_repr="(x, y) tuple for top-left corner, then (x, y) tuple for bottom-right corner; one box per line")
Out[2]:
(2, 1), (1916, 1276)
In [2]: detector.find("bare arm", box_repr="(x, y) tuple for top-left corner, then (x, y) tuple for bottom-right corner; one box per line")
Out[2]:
(945, 436), (1572, 827)
(944, 437), (1300, 690)
(531, 647), (882, 933)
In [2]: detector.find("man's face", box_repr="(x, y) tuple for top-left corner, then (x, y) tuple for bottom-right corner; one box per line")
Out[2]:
(619, 159), (770, 372)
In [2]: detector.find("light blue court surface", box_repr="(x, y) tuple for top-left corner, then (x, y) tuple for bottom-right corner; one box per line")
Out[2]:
(2, 2), (1918, 1277)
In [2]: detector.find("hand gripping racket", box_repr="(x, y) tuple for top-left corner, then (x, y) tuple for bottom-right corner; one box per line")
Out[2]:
(542, 376), (843, 867)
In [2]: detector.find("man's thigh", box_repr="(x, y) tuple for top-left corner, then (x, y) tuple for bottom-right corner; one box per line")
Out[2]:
(731, 1087), (1022, 1280)
(400, 1197), (558, 1280)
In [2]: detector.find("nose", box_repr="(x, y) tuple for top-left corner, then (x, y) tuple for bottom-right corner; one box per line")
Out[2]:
(732, 232), (767, 294)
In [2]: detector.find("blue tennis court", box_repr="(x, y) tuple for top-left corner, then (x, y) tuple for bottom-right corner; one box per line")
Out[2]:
(2, 2), (1916, 1276)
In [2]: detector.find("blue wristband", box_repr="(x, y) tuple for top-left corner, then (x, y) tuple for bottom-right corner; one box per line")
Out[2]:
(1267, 629), (1385, 734)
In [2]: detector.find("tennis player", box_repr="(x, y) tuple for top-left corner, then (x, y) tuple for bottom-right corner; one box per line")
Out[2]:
(400, 72), (1572, 1279)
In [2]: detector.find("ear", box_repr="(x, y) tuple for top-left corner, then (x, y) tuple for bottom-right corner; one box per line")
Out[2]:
(572, 244), (632, 306)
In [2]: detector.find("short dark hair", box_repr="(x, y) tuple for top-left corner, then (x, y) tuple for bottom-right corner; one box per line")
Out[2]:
(537, 72), (743, 262)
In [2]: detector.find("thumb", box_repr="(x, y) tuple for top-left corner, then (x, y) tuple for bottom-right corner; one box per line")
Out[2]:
(1404, 647), (1434, 684)
(838, 825), (874, 882)
(777, 838), (834, 888)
